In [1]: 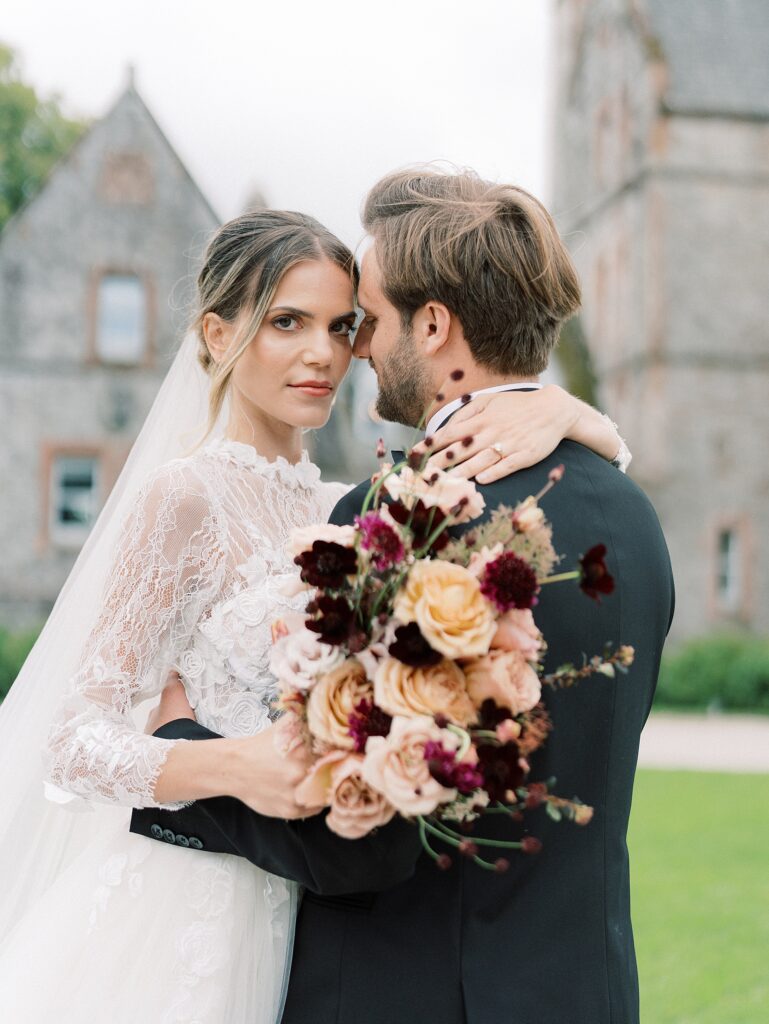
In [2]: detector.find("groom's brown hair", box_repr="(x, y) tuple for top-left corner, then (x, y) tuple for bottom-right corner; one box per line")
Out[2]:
(361, 167), (581, 376)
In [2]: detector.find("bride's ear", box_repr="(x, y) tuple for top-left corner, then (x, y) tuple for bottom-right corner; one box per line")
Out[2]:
(202, 312), (231, 365)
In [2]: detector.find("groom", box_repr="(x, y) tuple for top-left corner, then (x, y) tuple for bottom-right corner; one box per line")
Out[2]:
(132, 169), (674, 1023)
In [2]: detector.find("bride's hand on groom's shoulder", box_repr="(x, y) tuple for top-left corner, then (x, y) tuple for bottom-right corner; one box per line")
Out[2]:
(413, 385), (578, 484)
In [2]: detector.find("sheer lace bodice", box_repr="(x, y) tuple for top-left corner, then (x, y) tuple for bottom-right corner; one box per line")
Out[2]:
(45, 439), (349, 810)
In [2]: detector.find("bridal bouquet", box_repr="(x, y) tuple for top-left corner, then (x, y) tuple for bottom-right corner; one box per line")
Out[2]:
(269, 450), (634, 871)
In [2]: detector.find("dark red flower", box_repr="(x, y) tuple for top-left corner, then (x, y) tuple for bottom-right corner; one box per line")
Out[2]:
(476, 740), (525, 803)
(388, 499), (449, 552)
(424, 740), (484, 795)
(294, 541), (357, 589)
(480, 552), (539, 612)
(306, 595), (358, 646)
(347, 698), (393, 753)
(475, 699), (516, 730)
(388, 622), (442, 668)
(355, 512), (405, 571)
(579, 544), (615, 602)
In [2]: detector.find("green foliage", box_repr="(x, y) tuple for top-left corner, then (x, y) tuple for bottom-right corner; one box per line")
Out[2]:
(0, 43), (87, 230)
(655, 633), (769, 712)
(630, 770), (769, 1023)
(0, 625), (40, 702)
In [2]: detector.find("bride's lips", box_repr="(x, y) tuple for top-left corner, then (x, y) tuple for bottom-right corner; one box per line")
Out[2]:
(290, 380), (333, 397)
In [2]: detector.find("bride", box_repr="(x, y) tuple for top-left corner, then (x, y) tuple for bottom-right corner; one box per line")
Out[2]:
(0, 208), (628, 1022)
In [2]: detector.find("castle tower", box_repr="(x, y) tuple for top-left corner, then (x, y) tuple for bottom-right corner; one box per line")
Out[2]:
(551, 0), (769, 641)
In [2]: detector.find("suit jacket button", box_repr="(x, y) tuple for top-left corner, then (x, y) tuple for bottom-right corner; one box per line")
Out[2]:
(150, 824), (163, 840)
(175, 834), (190, 847)
(162, 829), (176, 843)
(189, 836), (203, 850)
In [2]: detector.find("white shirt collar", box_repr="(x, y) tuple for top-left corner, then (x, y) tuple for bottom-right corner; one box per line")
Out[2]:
(424, 382), (543, 437)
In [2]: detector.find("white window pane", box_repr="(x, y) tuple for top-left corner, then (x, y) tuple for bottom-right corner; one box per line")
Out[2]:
(717, 529), (740, 609)
(51, 456), (100, 546)
(97, 274), (146, 362)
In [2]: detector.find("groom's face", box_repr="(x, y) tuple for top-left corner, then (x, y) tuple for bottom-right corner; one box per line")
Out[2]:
(354, 250), (432, 428)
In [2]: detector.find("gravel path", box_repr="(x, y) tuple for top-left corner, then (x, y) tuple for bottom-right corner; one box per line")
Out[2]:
(638, 712), (769, 773)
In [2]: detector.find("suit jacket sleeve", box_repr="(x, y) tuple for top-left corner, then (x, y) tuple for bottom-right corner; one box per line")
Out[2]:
(130, 482), (423, 895)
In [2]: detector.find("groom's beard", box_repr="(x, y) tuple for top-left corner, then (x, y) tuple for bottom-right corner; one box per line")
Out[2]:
(374, 325), (431, 428)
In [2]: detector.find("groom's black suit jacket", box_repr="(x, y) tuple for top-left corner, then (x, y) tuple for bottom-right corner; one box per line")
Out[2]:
(132, 441), (674, 1024)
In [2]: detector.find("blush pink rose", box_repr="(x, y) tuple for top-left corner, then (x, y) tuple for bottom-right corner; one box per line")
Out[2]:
(362, 715), (458, 816)
(491, 608), (544, 660)
(463, 649), (542, 715)
(296, 751), (396, 839)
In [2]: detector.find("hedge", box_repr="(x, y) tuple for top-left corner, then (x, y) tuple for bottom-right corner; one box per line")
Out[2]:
(0, 626), (41, 702)
(654, 633), (769, 712)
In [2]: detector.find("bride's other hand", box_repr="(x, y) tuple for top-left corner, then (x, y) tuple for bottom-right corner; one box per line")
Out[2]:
(145, 673), (196, 734)
(411, 385), (623, 484)
(231, 722), (324, 820)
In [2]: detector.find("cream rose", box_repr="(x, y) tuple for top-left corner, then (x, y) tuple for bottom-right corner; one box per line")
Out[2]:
(287, 523), (357, 558)
(394, 560), (496, 659)
(362, 715), (458, 816)
(383, 466), (485, 523)
(491, 608), (544, 659)
(306, 660), (373, 749)
(269, 626), (346, 693)
(463, 649), (542, 715)
(374, 657), (476, 727)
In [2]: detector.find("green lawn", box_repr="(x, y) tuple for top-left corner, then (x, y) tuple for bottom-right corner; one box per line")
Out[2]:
(629, 770), (769, 1024)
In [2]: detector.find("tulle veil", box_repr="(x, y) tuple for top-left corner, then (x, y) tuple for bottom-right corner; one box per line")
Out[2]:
(0, 332), (230, 942)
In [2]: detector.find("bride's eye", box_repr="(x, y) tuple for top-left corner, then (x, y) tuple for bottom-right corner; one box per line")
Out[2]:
(330, 320), (354, 337)
(273, 315), (299, 331)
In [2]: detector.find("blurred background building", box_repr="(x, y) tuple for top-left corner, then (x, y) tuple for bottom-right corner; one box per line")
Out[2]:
(551, 0), (769, 641)
(0, 75), (218, 629)
(1, 1), (767, 645)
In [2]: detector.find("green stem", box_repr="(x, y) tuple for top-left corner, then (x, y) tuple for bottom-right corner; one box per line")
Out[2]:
(538, 570), (580, 585)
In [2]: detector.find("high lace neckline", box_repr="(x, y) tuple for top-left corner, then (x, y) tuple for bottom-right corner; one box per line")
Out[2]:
(203, 437), (322, 489)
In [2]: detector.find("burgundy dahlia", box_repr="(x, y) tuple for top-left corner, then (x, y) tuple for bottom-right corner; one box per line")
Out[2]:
(388, 622), (442, 668)
(579, 544), (615, 602)
(480, 552), (539, 612)
(348, 698), (393, 754)
(475, 740), (525, 803)
(294, 541), (357, 589)
(355, 512), (405, 571)
(306, 595), (358, 646)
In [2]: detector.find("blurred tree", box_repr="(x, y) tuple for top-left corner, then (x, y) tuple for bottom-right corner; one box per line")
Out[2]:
(0, 43), (87, 230)
(556, 316), (599, 406)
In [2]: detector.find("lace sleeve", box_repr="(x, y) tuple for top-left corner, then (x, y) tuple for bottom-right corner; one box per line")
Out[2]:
(45, 460), (227, 809)
(601, 414), (633, 473)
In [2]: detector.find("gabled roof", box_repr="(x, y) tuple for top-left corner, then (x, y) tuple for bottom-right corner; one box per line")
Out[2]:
(644, 0), (769, 119)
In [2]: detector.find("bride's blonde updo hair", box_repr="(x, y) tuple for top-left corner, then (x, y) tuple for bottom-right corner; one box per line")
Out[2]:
(192, 209), (357, 441)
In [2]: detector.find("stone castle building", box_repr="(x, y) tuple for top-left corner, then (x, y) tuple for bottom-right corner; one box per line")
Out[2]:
(0, 76), (219, 629)
(552, 0), (769, 641)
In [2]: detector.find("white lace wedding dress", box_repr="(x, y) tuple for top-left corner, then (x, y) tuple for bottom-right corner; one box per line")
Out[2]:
(0, 438), (350, 1024)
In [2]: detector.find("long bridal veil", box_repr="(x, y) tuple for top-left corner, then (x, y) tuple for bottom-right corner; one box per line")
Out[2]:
(0, 332), (228, 941)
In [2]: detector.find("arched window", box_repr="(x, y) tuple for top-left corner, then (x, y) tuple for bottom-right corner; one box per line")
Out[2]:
(96, 273), (147, 363)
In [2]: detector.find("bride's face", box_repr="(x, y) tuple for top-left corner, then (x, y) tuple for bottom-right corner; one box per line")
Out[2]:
(226, 258), (356, 431)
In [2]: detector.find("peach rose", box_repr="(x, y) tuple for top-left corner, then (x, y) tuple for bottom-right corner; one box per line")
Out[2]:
(374, 656), (476, 727)
(491, 609), (544, 660)
(383, 466), (485, 524)
(295, 751), (397, 839)
(287, 523), (357, 558)
(394, 560), (496, 660)
(306, 660), (373, 749)
(463, 649), (542, 715)
(362, 715), (458, 816)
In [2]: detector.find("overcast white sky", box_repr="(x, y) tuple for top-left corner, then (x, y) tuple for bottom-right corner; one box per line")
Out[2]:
(3, 0), (553, 247)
